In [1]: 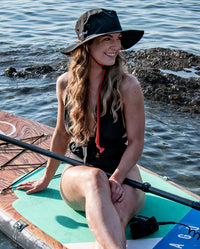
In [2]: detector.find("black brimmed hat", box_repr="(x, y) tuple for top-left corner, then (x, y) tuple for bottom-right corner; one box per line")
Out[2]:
(61, 8), (144, 55)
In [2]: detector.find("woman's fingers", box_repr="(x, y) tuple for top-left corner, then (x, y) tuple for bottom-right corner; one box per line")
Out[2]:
(116, 190), (125, 202)
(16, 181), (37, 194)
(109, 179), (125, 203)
(16, 179), (47, 194)
(17, 181), (35, 190)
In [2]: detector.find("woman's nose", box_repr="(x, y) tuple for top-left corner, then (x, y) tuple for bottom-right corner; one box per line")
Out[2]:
(111, 39), (121, 50)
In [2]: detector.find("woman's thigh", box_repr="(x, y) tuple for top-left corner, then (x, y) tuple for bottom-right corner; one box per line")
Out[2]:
(60, 165), (110, 211)
(60, 164), (145, 225)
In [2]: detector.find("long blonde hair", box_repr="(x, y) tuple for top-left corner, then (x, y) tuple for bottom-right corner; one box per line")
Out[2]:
(66, 45), (126, 145)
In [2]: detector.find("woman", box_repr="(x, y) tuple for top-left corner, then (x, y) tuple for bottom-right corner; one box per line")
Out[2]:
(18, 8), (145, 249)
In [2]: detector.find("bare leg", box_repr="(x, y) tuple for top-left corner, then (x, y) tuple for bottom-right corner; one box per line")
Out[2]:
(60, 166), (126, 249)
(60, 165), (144, 249)
(93, 165), (145, 249)
(85, 169), (126, 249)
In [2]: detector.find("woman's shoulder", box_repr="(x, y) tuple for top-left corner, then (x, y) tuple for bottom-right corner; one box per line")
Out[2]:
(121, 73), (141, 93)
(56, 72), (71, 91)
(120, 74), (144, 108)
(56, 72), (72, 103)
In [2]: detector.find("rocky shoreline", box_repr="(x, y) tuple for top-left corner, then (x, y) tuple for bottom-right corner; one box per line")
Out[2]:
(125, 48), (200, 114)
(5, 47), (200, 114)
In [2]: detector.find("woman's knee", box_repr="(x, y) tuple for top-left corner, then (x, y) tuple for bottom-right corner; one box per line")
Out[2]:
(85, 168), (110, 193)
(61, 166), (109, 194)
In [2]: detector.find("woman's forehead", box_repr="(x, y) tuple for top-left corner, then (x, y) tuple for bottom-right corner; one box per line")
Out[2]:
(94, 33), (122, 41)
(102, 32), (122, 37)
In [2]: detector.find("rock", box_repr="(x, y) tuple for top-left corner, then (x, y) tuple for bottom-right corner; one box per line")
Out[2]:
(124, 48), (200, 114)
(5, 65), (53, 78)
(125, 47), (200, 71)
(25, 65), (53, 74)
(132, 67), (200, 113)
(5, 67), (17, 77)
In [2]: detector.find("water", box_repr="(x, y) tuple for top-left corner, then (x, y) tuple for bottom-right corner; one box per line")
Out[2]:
(0, 0), (199, 248)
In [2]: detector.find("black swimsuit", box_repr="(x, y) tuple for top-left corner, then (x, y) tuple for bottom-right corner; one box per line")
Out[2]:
(65, 99), (127, 173)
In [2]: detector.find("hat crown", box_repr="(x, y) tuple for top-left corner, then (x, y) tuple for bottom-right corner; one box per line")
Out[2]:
(61, 8), (144, 55)
(76, 9), (122, 41)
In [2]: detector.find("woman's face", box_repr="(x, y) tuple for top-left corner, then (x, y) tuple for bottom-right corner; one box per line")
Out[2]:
(89, 32), (122, 66)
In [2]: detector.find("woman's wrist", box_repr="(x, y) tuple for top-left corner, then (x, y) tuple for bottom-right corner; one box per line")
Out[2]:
(109, 172), (123, 185)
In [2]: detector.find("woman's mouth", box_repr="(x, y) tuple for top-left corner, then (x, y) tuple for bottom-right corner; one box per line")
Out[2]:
(105, 52), (117, 57)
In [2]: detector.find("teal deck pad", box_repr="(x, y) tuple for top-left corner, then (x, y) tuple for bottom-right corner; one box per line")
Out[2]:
(13, 163), (198, 245)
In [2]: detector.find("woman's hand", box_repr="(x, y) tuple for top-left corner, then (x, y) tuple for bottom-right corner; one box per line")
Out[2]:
(16, 175), (49, 194)
(109, 178), (125, 203)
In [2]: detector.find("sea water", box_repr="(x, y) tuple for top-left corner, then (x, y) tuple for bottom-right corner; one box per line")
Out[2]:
(0, 0), (199, 248)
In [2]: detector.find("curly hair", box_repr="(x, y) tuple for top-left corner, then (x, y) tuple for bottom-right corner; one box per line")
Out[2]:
(65, 45), (126, 145)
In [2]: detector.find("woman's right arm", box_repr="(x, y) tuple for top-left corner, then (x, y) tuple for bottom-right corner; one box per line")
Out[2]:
(17, 73), (71, 194)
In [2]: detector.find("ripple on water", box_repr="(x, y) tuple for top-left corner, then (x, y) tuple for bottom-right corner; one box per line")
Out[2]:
(140, 102), (200, 195)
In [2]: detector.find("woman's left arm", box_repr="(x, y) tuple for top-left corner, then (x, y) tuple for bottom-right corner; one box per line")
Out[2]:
(109, 74), (145, 201)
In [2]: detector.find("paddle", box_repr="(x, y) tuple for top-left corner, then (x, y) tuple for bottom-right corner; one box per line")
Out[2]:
(0, 133), (200, 211)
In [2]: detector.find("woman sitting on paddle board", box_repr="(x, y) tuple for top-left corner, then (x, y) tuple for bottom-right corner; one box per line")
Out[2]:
(18, 8), (145, 249)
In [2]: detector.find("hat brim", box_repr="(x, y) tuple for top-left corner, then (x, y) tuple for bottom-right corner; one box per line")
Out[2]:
(61, 30), (144, 55)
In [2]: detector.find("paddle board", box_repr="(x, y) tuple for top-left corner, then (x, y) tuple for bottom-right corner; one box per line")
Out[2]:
(0, 111), (200, 249)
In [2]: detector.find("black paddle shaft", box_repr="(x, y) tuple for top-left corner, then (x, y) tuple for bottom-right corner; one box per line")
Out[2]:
(124, 178), (200, 211)
(0, 133), (200, 211)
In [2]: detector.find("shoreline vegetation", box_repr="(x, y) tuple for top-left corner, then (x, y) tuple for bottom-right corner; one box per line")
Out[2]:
(5, 47), (200, 114)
